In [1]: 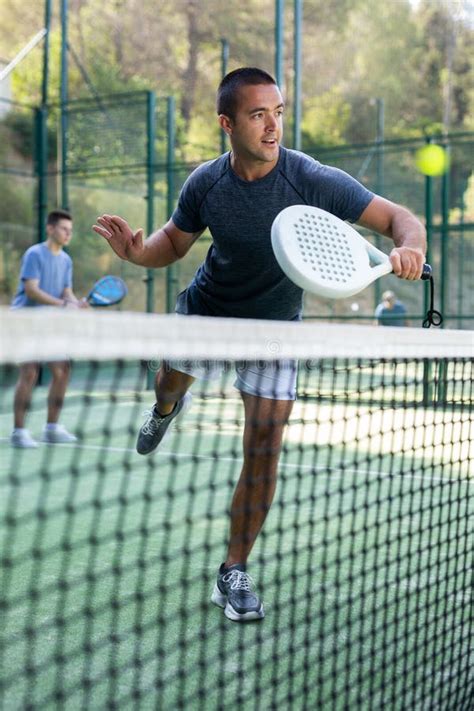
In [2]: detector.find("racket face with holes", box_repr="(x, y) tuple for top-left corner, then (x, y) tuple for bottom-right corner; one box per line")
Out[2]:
(271, 205), (393, 299)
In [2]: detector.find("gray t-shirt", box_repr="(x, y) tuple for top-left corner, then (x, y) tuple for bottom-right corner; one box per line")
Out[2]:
(11, 242), (73, 308)
(172, 146), (374, 320)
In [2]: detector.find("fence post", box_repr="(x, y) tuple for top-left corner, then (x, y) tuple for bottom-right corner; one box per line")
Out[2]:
(60, 0), (69, 209)
(220, 39), (229, 155)
(35, 106), (48, 243)
(41, 0), (52, 107)
(293, 0), (302, 151)
(440, 141), (450, 325)
(423, 138), (435, 404)
(166, 96), (176, 314)
(424, 138), (433, 323)
(458, 198), (465, 326)
(275, 0), (285, 88)
(145, 90), (156, 315)
(373, 98), (385, 310)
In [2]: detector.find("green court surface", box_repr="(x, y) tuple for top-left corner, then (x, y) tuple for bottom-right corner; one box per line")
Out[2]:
(0, 371), (472, 710)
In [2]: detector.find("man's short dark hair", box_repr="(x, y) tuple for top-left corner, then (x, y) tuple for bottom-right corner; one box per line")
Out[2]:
(47, 209), (72, 226)
(217, 67), (277, 120)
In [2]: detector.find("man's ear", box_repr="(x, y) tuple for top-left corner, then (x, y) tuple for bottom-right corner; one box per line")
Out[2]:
(218, 114), (233, 136)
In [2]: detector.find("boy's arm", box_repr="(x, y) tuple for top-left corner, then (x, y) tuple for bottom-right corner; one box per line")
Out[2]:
(24, 279), (66, 306)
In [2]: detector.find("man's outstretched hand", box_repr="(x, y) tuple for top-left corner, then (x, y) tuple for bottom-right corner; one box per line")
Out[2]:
(93, 215), (145, 264)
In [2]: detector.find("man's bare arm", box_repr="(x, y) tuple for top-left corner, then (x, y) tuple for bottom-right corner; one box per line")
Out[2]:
(357, 196), (426, 280)
(93, 215), (203, 268)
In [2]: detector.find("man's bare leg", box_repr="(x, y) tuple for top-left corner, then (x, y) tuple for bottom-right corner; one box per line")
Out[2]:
(226, 392), (293, 566)
(46, 361), (71, 424)
(13, 362), (40, 429)
(154, 364), (195, 415)
(211, 392), (293, 621)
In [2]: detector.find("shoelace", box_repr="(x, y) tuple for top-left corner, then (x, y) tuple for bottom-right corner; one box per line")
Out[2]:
(222, 570), (254, 592)
(140, 409), (165, 436)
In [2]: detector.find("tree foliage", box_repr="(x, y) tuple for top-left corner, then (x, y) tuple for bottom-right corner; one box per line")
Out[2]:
(0, 0), (471, 154)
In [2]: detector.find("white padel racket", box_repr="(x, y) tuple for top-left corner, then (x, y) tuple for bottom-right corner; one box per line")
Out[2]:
(271, 205), (432, 299)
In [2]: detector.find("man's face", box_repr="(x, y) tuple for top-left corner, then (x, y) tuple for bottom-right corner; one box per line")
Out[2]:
(223, 83), (284, 163)
(47, 219), (73, 246)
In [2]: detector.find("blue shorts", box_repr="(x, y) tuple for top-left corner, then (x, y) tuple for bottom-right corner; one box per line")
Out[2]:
(168, 359), (298, 401)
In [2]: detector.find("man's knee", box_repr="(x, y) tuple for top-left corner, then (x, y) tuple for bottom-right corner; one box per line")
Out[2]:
(245, 423), (286, 459)
(49, 361), (71, 380)
(18, 363), (40, 387)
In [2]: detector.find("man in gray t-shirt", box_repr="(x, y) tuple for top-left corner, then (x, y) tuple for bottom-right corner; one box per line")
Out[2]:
(94, 68), (427, 622)
(11, 209), (86, 449)
(172, 145), (373, 320)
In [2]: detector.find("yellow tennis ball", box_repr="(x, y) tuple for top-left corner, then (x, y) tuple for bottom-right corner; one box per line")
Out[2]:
(415, 144), (449, 177)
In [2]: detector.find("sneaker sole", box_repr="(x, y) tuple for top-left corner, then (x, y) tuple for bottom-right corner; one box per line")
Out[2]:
(211, 584), (227, 608)
(11, 442), (39, 449)
(211, 583), (265, 622)
(42, 437), (78, 444)
(224, 603), (264, 622)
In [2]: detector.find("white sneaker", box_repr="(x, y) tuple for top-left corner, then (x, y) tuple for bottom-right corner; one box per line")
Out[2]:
(11, 428), (39, 449)
(42, 424), (78, 444)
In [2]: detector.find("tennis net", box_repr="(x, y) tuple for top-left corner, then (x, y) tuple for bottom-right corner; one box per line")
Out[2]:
(1, 308), (473, 710)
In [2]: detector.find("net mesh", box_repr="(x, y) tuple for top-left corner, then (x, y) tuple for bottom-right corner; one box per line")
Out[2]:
(1, 309), (473, 710)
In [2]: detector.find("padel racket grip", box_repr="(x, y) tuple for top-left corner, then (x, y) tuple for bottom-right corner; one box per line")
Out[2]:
(421, 264), (432, 280)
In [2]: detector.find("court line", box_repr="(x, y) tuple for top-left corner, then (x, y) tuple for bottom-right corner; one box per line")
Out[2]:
(0, 438), (471, 484)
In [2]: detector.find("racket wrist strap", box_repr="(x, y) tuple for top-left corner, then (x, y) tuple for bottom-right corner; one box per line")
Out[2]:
(422, 276), (443, 328)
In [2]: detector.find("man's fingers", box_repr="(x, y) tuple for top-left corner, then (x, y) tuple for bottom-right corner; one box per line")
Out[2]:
(389, 250), (402, 277)
(98, 215), (120, 230)
(110, 215), (131, 232)
(390, 248), (424, 280)
(92, 225), (112, 239)
(96, 215), (123, 232)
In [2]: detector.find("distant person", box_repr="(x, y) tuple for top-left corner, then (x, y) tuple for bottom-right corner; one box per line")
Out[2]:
(375, 290), (407, 327)
(10, 209), (88, 449)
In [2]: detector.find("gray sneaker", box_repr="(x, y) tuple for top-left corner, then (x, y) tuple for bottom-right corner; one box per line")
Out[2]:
(136, 392), (192, 455)
(211, 563), (265, 622)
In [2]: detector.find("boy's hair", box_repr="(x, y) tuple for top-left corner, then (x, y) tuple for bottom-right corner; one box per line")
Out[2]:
(217, 67), (277, 120)
(47, 209), (72, 226)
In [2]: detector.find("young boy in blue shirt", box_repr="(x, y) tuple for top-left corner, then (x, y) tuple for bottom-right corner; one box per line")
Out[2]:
(11, 209), (87, 448)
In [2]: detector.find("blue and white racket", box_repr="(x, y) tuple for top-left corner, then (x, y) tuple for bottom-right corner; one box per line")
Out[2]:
(87, 276), (128, 307)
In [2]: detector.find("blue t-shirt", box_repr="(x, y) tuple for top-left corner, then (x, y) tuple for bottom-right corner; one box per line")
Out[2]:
(172, 146), (374, 320)
(11, 242), (73, 308)
(375, 301), (407, 326)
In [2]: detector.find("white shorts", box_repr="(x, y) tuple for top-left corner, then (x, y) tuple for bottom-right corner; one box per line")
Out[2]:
(167, 359), (298, 401)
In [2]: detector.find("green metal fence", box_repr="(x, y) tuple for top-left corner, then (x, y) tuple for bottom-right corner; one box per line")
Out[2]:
(301, 134), (474, 329)
(0, 92), (472, 328)
(0, 98), (38, 299)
